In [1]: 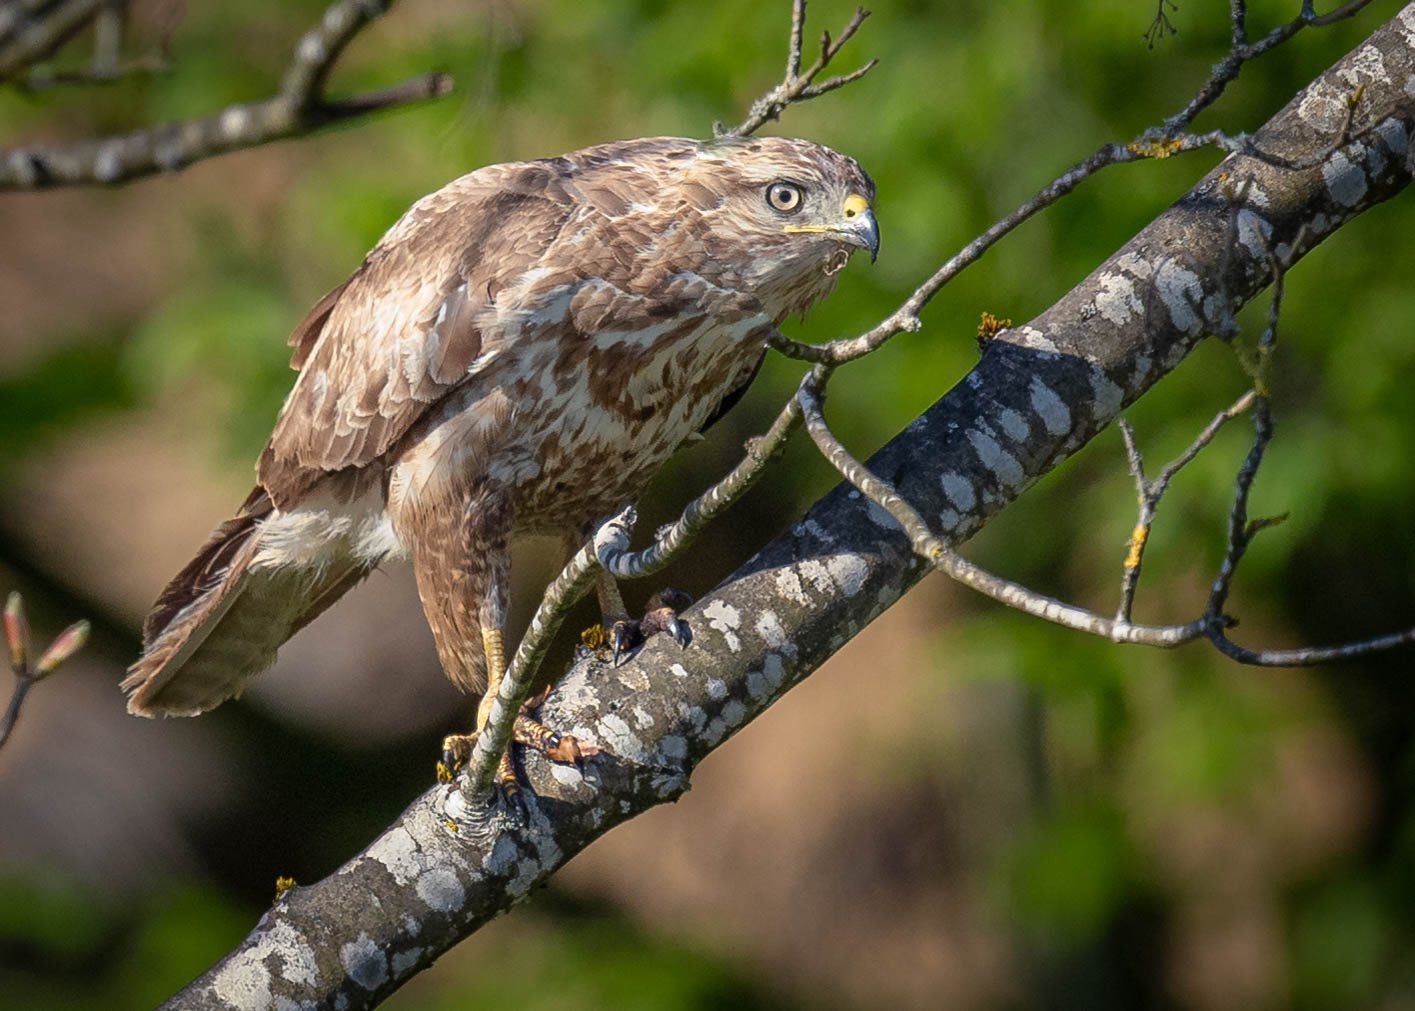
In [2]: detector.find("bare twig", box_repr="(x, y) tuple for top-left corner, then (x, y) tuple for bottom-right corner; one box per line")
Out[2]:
(1196, 228), (1415, 664)
(91, 0), (121, 79)
(1160, 0), (1374, 134)
(1115, 391), (1256, 622)
(799, 359), (1414, 666)
(1176, 84), (1367, 173)
(0, 0), (454, 189)
(715, 1), (877, 138)
(18, 53), (170, 92)
(1144, 0), (1181, 49)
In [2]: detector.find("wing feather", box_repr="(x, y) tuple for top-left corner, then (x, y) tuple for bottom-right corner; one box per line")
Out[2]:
(258, 169), (577, 506)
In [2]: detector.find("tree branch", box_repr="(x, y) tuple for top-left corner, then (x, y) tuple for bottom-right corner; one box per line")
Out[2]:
(0, 0), (453, 190)
(159, 8), (1415, 1008)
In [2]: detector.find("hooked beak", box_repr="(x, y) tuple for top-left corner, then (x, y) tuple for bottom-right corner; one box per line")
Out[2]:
(839, 192), (880, 263)
(783, 192), (881, 263)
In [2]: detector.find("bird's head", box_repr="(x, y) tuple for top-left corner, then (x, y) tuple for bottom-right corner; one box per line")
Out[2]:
(564, 135), (877, 321)
(713, 136), (878, 259)
(677, 135), (878, 319)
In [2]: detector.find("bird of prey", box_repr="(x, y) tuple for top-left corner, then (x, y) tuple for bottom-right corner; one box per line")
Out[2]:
(122, 135), (879, 782)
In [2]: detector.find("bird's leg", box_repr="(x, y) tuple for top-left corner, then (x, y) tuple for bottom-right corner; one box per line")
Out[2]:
(596, 569), (629, 624)
(474, 626), (507, 733)
(439, 621), (596, 786)
(436, 627), (515, 788)
(414, 484), (592, 789)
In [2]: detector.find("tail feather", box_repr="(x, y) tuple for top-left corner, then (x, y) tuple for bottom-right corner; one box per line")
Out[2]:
(124, 487), (371, 717)
(141, 486), (270, 646)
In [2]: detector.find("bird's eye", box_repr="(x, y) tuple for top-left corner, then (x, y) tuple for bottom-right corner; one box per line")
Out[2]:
(765, 181), (804, 214)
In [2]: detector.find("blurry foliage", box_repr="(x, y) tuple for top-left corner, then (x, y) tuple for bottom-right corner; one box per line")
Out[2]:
(0, 340), (135, 470)
(389, 892), (797, 1011)
(2, 0), (1414, 1008)
(0, 875), (249, 1011)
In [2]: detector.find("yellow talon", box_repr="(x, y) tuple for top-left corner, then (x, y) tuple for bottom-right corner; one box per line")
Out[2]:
(273, 876), (297, 902)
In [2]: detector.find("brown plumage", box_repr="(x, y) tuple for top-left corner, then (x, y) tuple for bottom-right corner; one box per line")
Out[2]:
(123, 135), (878, 724)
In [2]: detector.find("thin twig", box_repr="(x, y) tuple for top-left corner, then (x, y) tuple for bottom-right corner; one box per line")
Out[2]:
(799, 367), (1415, 664)
(17, 54), (170, 91)
(0, 0), (453, 189)
(716, 2), (877, 138)
(0, 0), (102, 80)
(1115, 391), (1256, 622)
(1143, 0), (1180, 49)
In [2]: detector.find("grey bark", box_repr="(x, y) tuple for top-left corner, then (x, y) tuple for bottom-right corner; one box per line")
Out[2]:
(162, 7), (1415, 1009)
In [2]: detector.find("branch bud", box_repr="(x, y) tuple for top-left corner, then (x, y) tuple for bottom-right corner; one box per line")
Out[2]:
(34, 620), (90, 678)
(4, 592), (28, 672)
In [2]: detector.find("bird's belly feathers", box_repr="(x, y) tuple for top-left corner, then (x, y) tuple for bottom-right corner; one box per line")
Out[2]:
(501, 319), (765, 533)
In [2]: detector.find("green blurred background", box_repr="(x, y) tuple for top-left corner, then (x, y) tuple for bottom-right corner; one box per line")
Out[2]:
(1, 1), (1413, 1007)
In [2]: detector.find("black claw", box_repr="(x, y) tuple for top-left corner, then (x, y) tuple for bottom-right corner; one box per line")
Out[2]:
(495, 783), (527, 825)
(665, 615), (690, 649)
(609, 620), (637, 666)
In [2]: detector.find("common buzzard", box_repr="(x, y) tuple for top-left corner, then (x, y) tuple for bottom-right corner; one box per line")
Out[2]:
(123, 135), (879, 778)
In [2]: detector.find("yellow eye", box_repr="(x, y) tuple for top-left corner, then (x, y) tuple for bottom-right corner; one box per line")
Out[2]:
(765, 181), (804, 214)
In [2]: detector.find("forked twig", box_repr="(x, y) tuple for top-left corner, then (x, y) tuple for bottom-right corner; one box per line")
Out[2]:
(716, 1), (878, 139)
(1, 593), (90, 751)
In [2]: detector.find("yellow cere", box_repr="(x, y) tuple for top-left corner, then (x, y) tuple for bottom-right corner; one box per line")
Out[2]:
(843, 193), (870, 218)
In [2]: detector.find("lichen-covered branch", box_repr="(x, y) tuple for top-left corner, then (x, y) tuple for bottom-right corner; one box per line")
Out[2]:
(0, 0), (453, 189)
(159, 10), (1415, 1008)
